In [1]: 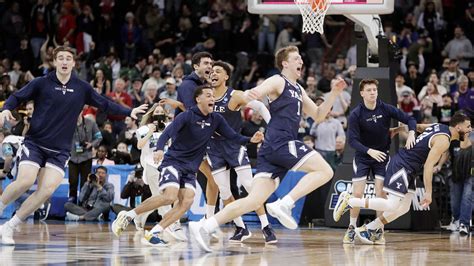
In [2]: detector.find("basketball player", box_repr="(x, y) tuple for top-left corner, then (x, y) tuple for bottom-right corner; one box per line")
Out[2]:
(159, 52), (220, 220)
(189, 46), (347, 252)
(134, 103), (186, 242)
(0, 46), (147, 245)
(208, 61), (276, 243)
(334, 112), (471, 244)
(111, 85), (264, 246)
(343, 78), (417, 244)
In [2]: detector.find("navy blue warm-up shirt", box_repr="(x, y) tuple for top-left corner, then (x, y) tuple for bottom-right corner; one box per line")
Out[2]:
(156, 106), (250, 173)
(348, 100), (417, 157)
(3, 71), (131, 152)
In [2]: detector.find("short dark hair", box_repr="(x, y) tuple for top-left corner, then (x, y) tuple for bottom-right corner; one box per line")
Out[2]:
(191, 52), (213, 67)
(95, 166), (108, 173)
(212, 61), (232, 77)
(449, 112), (470, 127)
(194, 84), (212, 103)
(53, 46), (76, 60)
(359, 79), (379, 91)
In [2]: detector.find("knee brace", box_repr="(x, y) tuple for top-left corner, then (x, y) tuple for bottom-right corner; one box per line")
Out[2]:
(382, 193), (413, 223)
(212, 168), (232, 200)
(235, 165), (253, 193)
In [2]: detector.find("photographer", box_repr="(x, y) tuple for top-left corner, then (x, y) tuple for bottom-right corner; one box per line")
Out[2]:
(64, 166), (114, 221)
(21, 101), (34, 137)
(117, 116), (140, 164)
(68, 113), (103, 203)
(111, 142), (132, 165)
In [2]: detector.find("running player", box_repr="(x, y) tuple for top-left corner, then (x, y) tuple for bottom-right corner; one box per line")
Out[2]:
(0, 46), (147, 245)
(160, 52), (220, 219)
(334, 112), (471, 244)
(208, 61), (276, 243)
(135, 103), (186, 241)
(111, 85), (263, 246)
(343, 78), (417, 244)
(189, 45), (347, 252)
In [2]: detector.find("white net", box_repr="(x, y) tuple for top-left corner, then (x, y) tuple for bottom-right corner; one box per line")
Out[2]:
(294, 0), (331, 34)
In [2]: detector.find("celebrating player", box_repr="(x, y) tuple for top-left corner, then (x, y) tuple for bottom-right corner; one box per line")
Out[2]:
(111, 85), (263, 246)
(190, 45), (347, 252)
(343, 78), (417, 244)
(0, 46), (147, 245)
(334, 112), (471, 244)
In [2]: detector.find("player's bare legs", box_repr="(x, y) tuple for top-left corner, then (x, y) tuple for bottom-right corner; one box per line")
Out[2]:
(200, 160), (219, 217)
(287, 152), (334, 201)
(155, 189), (194, 229)
(189, 178), (277, 251)
(143, 188), (194, 245)
(134, 187), (179, 215)
(1, 167), (63, 245)
(212, 166), (275, 242)
(266, 152), (333, 229)
(111, 186), (180, 237)
(0, 165), (41, 211)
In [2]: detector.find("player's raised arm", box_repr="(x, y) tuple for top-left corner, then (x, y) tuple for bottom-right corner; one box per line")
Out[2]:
(302, 77), (346, 123)
(242, 75), (285, 103)
(228, 90), (271, 123)
(421, 134), (450, 207)
(159, 98), (185, 112)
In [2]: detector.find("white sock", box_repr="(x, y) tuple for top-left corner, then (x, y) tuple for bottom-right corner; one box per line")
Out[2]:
(203, 217), (219, 233)
(206, 205), (215, 218)
(366, 218), (384, 230)
(126, 210), (137, 220)
(233, 216), (245, 228)
(7, 215), (23, 229)
(280, 195), (295, 208)
(259, 215), (269, 229)
(349, 217), (357, 227)
(150, 224), (163, 234)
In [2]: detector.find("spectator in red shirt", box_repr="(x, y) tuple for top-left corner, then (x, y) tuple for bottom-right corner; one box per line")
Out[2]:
(107, 78), (132, 135)
(57, 5), (76, 45)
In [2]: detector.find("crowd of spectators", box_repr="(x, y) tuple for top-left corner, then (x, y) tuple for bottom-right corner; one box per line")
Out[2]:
(0, 0), (472, 225)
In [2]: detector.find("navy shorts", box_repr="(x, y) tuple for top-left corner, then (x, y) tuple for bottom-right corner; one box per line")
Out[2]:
(207, 141), (250, 171)
(158, 163), (197, 192)
(352, 155), (389, 182)
(19, 140), (70, 176)
(383, 156), (416, 197)
(255, 140), (316, 179)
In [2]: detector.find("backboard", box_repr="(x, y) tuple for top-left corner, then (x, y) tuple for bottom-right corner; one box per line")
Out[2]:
(248, 0), (394, 15)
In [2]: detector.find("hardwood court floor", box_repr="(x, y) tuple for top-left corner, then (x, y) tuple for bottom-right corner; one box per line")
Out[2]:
(0, 221), (471, 265)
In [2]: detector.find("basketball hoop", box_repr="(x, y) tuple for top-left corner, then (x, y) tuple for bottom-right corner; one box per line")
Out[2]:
(294, 0), (331, 34)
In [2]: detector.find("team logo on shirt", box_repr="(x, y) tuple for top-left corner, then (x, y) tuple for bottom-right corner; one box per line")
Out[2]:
(289, 89), (302, 101)
(55, 86), (74, 95)
(197, 120), (211, 129)
(366, 114), (382, 123)
(214, 105), (226, 113)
